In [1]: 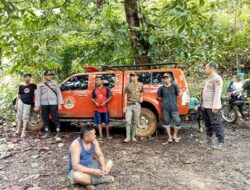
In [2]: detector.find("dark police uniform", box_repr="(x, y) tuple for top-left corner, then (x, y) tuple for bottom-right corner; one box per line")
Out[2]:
(202, 73), (224, 144)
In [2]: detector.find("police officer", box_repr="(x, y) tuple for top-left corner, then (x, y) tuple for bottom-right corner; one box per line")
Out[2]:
(34, 70), (64, 142)
(123, 72), (144, 143)
(202, 63), (224, 150)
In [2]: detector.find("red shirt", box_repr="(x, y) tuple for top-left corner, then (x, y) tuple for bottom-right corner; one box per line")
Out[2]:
(92, 86), (112, 113)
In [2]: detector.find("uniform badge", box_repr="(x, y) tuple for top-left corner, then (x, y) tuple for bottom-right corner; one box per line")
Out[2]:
(215, 80), (221, 85)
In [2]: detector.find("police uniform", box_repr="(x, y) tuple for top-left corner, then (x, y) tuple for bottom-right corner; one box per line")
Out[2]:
(35, 75), (63, 136)
(202, 73), (224, 144)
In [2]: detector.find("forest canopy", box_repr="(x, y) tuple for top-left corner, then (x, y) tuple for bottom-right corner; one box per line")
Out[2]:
(0, 0), (249, 79)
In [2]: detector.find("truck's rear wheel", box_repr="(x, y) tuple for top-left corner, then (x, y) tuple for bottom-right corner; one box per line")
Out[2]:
(27, 110), (44, 131)
(137, 108), (157, 137)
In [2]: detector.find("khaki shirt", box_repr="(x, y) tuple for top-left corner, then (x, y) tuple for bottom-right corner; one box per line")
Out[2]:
(125, 82), (144, 105)
(202, 73), (223, 109)
(35, 81), (64, 107)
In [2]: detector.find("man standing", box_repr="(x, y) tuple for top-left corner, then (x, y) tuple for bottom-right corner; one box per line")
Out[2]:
(34, 70), (64, 142)
(16, 74), (37, 139)
(91, 76), (112, 140)
(68, 125), (114, 189)
(157, 73), (181, 143)
(202, 63), (224, 150)
(124, 72), (143, 143)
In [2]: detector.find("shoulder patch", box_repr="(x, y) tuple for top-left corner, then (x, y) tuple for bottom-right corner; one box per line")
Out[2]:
(215, 79), (221, 85)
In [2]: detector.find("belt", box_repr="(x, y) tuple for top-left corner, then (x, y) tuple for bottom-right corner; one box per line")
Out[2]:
(128, 102), (139, 106)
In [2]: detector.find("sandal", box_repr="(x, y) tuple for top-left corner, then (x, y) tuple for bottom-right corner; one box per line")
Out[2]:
(21, 132), (26, 139)
(167, 138), (173, 143)
(173, 137), (181, 143)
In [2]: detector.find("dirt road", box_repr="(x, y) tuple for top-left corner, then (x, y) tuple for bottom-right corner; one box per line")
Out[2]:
(0, 121), (249, 190)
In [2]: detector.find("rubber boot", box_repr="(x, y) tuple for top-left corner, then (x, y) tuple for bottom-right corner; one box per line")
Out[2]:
(131, 125), (137, 142)
(123, 125), (131, 143)
(55, 127), (62, 142)
(42, 126), (50, 139)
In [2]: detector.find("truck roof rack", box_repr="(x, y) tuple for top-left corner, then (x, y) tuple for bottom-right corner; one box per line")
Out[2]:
(102, 56), (178, 71)
(102, 63), (178, 70)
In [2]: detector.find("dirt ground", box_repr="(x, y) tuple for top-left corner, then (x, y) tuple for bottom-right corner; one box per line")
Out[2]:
(0, 121), (250, 190)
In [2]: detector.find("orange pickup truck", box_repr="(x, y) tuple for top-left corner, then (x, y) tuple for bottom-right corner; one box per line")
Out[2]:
(29, 63), (191, 137)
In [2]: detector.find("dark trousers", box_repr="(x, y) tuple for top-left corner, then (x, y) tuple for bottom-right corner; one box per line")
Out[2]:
(41, 105), (60, 132)
(203, 108), (224, 143)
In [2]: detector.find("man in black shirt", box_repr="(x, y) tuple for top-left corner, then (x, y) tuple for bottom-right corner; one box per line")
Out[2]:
(157, 73), (181, 143)
(16, 74), (37, 139)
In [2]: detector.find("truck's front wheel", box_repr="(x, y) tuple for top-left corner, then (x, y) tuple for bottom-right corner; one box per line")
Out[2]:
(137, 107), (157, 137)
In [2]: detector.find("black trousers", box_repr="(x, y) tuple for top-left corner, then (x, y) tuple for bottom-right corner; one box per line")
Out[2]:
(203, 108), (224, 143)
(41, 105), (60, 132)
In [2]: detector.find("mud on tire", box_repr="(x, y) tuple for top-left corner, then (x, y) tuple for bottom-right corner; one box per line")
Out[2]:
(136, 107), (157, 137)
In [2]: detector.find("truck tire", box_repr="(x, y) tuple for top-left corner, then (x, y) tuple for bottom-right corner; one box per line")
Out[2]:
(136, 107), (157, 137)
(27, 109), (44, 131)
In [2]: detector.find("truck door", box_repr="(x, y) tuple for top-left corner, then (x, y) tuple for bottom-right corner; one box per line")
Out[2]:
(59, 74), (94, 118)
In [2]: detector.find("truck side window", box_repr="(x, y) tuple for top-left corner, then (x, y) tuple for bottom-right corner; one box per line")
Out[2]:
(61, 75), (89, 91)
(137, 72), (152, 84)
(96, 74), (116, 88)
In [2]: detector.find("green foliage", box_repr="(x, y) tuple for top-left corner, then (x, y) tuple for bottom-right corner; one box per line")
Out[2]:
(1, 0), (249, 78)
(0, 0), (249, 99)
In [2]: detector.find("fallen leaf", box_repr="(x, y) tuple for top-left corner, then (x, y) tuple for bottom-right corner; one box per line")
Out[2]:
(26, 187), (43, 190)
(39, 147), (50, 152)
(0, 165), (6, 170)
(24, 147), (33, 152)
(31, 155), (40, 159)
(58, 143), (64, 148)
(18, 174), (40, 182)
(0, 152), (12, 160)
(34, 139), (41, 143)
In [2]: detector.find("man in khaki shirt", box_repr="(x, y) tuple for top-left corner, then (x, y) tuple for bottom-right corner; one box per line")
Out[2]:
(202, 63), (224, 150)
(123, 72), (144, 143)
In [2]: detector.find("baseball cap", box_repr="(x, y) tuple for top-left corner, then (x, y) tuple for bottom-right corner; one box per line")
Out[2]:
(163, 73), (171, 78)
(130, 72), (138, 76)
(44, 70), (55, 76)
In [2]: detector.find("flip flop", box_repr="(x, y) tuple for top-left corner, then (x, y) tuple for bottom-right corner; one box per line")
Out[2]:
(173, 137), (181, 143)
(21, 132), (26, 139)
(167, 139), (173, 143)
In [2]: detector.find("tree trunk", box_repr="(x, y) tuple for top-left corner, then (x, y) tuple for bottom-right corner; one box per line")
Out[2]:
(124, 0), (150, 65)
(96, 0), (104, 9)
